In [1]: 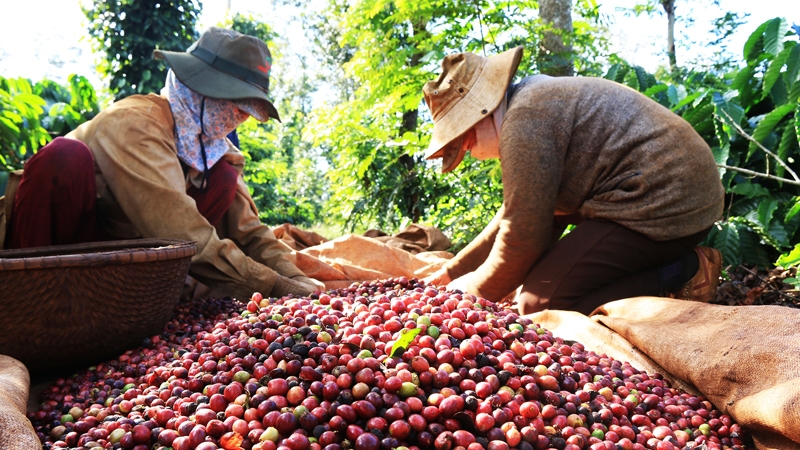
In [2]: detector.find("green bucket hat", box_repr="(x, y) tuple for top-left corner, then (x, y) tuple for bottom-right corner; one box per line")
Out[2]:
(153, 27), (280, 122)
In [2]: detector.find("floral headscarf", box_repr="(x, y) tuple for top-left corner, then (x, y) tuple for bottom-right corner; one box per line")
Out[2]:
(162, 70), (267, 187)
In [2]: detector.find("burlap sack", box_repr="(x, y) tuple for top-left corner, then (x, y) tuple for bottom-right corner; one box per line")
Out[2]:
(591, 297), (800, 450)
(183, 233), (454, 299)
(364, 223), (452, 254)
(286, 234), (453, 290)
(0, 355), (39, 449)
(272, 224), (329, 250)
(524, 310), (700, 396)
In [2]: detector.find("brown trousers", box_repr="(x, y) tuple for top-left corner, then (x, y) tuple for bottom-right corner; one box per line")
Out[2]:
(517, 219), (709, 315)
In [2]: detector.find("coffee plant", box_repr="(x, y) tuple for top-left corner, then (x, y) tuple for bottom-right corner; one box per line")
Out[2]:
(602, 18), (800, 270)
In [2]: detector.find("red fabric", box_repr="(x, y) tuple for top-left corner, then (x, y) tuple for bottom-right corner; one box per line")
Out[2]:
(7, 138), (238, 249)
(186, 160), (238, 227)
(7, 138), (97, 249)
(516, 219), (709, 315)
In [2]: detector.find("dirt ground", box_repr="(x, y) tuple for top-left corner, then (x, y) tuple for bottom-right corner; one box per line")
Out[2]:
(713, 265), (800, 308)
(494, 264), (800, 312)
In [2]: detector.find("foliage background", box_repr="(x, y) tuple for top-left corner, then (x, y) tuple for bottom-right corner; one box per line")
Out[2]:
(1, 1), (799, 271)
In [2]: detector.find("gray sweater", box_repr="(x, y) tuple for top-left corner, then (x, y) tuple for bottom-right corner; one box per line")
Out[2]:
(445, 75), (725, 301)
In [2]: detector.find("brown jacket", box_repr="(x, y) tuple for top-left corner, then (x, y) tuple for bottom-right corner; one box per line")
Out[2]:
(445, 75), (725, 301)
(0, 94), (312, 299)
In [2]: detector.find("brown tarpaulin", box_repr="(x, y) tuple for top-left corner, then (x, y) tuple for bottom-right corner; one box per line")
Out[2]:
(363, 223), (452, 254)
(183, 224), (454, 300)
(530, 298), (800, 450)
(0, 355), (39, 450)
(284, 234), (452, 290)
(272, 223), (329, 250)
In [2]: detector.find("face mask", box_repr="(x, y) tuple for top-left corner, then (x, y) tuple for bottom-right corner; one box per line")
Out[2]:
(468, 93), (507, 160)
(439, 135), (468, 173)
(470, 115), (500, 160)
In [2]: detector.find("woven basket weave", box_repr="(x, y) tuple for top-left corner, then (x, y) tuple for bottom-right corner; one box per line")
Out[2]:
(0, 239), (196, 374)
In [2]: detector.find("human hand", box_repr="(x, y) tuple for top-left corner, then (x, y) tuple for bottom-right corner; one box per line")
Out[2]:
(446, 273), (474, 294)
(293, 275), (326, 293)
(422, 267), (452, 287)
(271, 275), (323, 297)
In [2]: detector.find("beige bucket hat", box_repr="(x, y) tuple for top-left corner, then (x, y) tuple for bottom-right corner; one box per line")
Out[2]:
(153, 27), (280, 122)
(423, 46), (524, 162)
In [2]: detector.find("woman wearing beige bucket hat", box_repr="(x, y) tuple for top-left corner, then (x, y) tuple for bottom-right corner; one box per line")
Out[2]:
(422, 47), (725, 315)
(1, 27), (324, 300)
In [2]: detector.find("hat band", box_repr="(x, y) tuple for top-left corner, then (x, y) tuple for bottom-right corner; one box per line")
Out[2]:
(190, 46), (271, 93)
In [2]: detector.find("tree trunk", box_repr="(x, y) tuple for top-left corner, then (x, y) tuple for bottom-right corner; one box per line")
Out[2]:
(400, 20), (428, 223)
(538, 0), (574, 77)
(661, 0), (677, 76)
(400, 20), (427, 136)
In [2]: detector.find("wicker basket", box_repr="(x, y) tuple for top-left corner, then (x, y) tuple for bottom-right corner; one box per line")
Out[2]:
(0, 239), (196, 374)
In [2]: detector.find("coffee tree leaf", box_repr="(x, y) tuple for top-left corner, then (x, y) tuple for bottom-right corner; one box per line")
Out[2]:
(714, 222), (741, 268)
(796, 103), (800, 148)
(777, 123), (798, 179)
(757, 197), (779, 228)
(764, 18), (789, 56)
(784, 198), (800, 232)
(739, 227), (771, 269)
(744, 20), (769, 63)
(785, 44), (800, 90)
(670, 90), (705, 112)
(643, 83), (667, 98)
(768, 220), (791, 249)
(762, 45), (793, 99)
(391, 327), (422, 357)
(776, 243), (800, 268)
(731, 181), (770, 199)
(748, 103), (795, 159)
(633, 66), (649, 92)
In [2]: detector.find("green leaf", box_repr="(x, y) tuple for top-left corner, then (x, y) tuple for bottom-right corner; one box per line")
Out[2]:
(731, 65), (756, 93)
(684, 102), (715, 129)
(786, 197), (800, 222)
(739, 227), (771, 268)
(671, 90), (706, 112)
(713, 222), (741, 267)
(667, 85), (678, 105)
(731, 181), (770, 198)
(764, 18), (789, 56)
(796, 103), (800, 146)
(758, 198), (779, 227)
(762, 45), (793, 100)
(777, 122), (798, 178)
(785, 43), (800, 90)
(711, 145), (730, 177)
(391, 327), (422, 357)
(611, 65), (629, 84)
(768, 219), (791, 248)
(743, 20), (769, 62)
(633, 66), (649, 92)
(643, 84), (667, 98)
(748, 103), (795, 157)
(604, 64), (620, 81)
(781, 277), (800, 288)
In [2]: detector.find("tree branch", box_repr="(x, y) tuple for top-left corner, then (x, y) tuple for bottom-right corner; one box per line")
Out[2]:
(717, 164), (800, 186)
(715, 110), (800, 182)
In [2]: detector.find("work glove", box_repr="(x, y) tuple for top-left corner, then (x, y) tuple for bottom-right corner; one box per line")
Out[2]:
(270, 274), (325, 298)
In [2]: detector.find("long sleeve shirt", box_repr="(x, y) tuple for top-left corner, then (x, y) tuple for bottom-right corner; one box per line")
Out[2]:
(444, 75), (725, 301)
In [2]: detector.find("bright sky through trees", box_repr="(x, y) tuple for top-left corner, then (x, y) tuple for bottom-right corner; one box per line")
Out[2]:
(0, 0), (797, 90)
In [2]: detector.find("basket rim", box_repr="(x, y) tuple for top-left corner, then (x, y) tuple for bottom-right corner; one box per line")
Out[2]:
(0, 239), (197, 271)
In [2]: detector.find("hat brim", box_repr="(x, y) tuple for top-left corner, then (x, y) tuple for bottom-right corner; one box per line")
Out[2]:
(154, 49), (281, 123)
(424, 46), (523, 160)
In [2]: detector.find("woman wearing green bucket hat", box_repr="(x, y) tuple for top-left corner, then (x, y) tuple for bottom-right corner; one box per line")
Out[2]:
(1, 27), (324, 300)
(422, 47), (725, 315)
